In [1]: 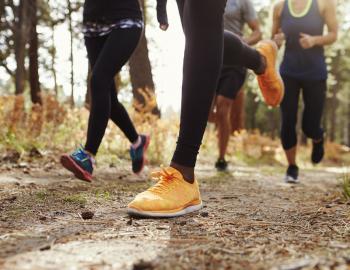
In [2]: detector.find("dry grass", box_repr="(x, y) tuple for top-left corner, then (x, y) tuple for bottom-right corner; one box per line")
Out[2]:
(342, 172), (350, 200)
(0, 92), (349, 168)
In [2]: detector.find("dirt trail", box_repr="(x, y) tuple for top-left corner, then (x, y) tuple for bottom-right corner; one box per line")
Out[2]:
(0, 163), (349, 270)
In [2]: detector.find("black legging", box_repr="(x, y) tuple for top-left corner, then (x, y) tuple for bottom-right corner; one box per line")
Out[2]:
(280, 76), (326, 150)
(85, 28), (142, 155)
(172, 0), (262, 167)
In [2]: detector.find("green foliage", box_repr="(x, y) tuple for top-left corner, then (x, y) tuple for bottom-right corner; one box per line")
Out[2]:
(35, 190), (49, 201)
(95, 190), (112, 201)
(63, 194), (87, 206)
(342, 173), (350, 200)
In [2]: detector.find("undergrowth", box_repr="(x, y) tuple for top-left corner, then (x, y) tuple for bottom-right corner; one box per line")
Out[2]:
(0, 92), (349, 168)
(342, 172), (350, 200)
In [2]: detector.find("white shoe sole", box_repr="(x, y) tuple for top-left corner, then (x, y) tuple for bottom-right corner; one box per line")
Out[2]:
(284, 175), (299, 184)
(127, 202), (203, 218)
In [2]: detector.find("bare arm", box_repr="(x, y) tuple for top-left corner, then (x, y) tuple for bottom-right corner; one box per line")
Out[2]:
(315, 0), (338, 45)
(271, 1), (285, 48)
(243, 19), (262, 46)
(299, 0), (338, 48)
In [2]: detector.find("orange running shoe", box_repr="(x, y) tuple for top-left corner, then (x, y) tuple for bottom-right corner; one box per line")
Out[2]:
(256, 40), (285, 107)
(127, 167), (202, 218)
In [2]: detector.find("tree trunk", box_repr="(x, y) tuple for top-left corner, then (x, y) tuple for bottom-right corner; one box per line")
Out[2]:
(322, 97), (329, 140)
(0, 0), (5, 20)
(129, 0), (160, 117)
(348, 94), (350, 146)
(28, 0), (42, 105)
(47, 0), (58, 96)
(329, 52), (341, 142)
(329, 87), (337, 142)
(268, 109), (278, 140)
(67, 0), (75, 106)
(51, 24), (58, 96)
(230, 89), (245, 133)
(246, 91), (258, 130)
(85, 65), (91, 109)
(15, 0), (29, 95)
(300, 134), (307, 145)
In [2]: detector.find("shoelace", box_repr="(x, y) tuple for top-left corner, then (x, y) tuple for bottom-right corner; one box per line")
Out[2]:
(148, 168), (177, 195)
(130, 140), (143, 160)
(72, 146), (96, 165)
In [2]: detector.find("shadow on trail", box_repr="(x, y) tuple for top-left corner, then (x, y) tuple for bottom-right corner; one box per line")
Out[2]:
(149, 167), (350, 269)
(0, 165), (349, 269)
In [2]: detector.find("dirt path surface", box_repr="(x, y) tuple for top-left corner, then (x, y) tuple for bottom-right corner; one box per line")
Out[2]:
(0, 163), (349, 270)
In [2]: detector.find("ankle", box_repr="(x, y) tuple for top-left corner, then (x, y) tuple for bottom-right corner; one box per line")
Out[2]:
(84, 149), (95, 158)
(170, 162), (195, 184)
(313, 138), (323, 144)
(131, 135), (142, 149)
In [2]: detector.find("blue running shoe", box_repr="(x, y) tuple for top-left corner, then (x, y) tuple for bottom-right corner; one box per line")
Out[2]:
(60, 147), (94, 182)
(130, 135), (150, 174)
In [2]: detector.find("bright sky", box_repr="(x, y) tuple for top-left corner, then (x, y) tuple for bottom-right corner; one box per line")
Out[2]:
(0, 0), (277, 112)
(53, 0), (184, 112)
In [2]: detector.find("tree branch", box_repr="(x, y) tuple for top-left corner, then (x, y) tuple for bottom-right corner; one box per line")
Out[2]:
(0, 61), (14, 77)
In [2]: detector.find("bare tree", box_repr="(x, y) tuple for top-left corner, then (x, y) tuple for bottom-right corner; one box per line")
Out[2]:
(67, 0), (74, 106)
(28, 0), (42, 104)
(15, 0), (30, 95)
(129, 0), (160, 116)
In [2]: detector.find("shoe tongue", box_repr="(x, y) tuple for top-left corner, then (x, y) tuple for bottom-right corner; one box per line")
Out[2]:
(166, 167), (184, 179)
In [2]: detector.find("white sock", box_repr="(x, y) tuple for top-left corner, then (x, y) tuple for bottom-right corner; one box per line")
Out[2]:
(131, 136), (142, 149)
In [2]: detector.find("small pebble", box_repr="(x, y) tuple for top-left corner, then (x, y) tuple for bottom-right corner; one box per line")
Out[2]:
(179, 221), (187, 226)
(200, 212), (209, 217)
(133, 260), (154, 270)
(5, 196), (17, 202)
(81, 211), (94, 220)
(39, 245), (51, 251)
(127, 218), (133, 226)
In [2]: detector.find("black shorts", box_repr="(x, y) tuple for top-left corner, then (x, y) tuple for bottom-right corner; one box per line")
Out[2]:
(216, 66), (247, 100)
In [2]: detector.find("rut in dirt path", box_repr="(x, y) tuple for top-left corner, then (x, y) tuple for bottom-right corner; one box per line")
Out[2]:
(0, 164), (349, 270)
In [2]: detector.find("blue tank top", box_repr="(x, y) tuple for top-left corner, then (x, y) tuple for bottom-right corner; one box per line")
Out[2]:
(280, 0), (327, 80)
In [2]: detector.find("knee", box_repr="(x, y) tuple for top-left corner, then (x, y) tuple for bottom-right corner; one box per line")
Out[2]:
(281, 110), (297, 130)
(281, 120), (297, 150)
(90, 71), (107, 93)
(281, 129), (297, 150)
(90, 73), (100, 93)
(224, 31), (243, 51)
(216, 97), (232, 118)
(302, 123), (320, 139)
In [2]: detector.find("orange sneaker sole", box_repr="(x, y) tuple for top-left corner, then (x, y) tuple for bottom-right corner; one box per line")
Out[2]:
(257, 40), (285, 107)
(127, 200), (203, 218)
